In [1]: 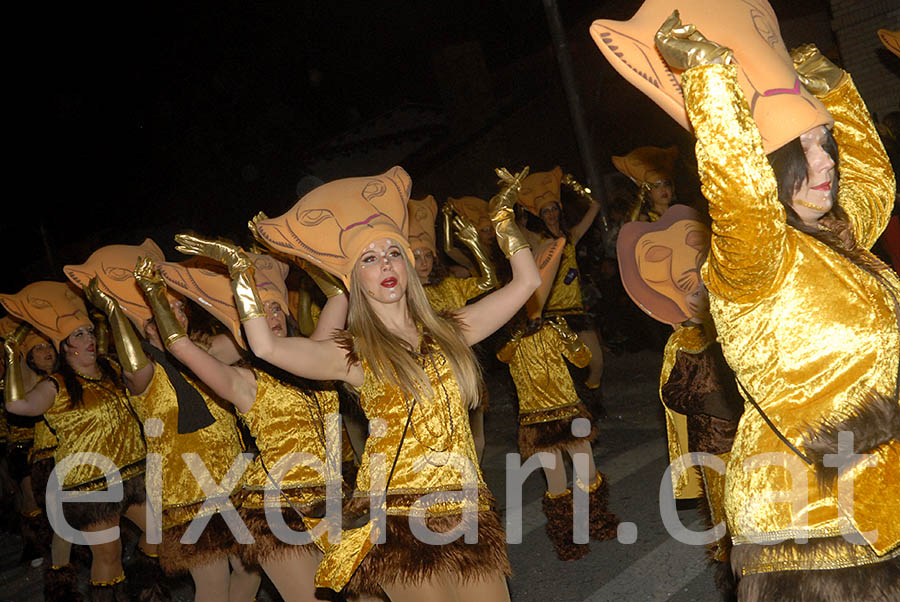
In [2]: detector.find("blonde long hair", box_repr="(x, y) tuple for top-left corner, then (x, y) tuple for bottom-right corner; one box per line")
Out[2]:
(346, 253), (482, 408)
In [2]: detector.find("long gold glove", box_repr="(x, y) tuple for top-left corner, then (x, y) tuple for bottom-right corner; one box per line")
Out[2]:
(134, 257), (188, 348)
(90, 309), (110, 357)
(654, 10), (733, 71)
(295, 287), (316, 337)
(450, 212), (497, 291)
(546, 316), (585, 355)
(84, 277), (149, 373)
(440, 203), (476, 274)
(3, 323), (30, 404)
(490, 166), (531, 259)
(174, 234), (265, 323)
(790, 44), (844, 96)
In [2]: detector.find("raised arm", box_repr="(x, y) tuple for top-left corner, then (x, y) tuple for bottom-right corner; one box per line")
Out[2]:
(83, 276), (154, 395)
(791, 45), (896, 249)
(4, 324), (56, 417)
(441, 204), (478, 275)
(456, 168), (541, 345)
(448, 212), (498, 292)
(657, 13), (787, 301)
(562, 173), (604, 245)
(173, 233), (360, 385)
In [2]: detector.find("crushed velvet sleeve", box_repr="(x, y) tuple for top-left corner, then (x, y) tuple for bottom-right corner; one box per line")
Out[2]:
(819, 75), (896, 250)
(682, 64), (787, 303)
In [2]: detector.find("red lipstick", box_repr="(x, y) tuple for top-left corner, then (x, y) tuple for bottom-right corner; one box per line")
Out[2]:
(811, 181), (831, 191)
(381, 277), (397, 288)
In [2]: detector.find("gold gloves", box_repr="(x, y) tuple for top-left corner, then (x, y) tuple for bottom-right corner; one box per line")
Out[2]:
(3, 323), (30, 404)
(134, 257), (188, 348)
(90, 309), (110, 357)
(547, 316), (585, 354)
(449, 212), (497, 291)
(490, 166), (531, 259)
(295, 287), (315, 337)
(655, 10), (732, 71)
(790, 44), (844, 96)
(84, 278), (149, 373)
(174, 234), (266, 323)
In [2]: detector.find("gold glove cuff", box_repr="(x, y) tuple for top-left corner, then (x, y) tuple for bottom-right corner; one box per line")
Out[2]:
(107, 306), (149, 373)
(232, 270), (266, 323)
(492, 210), (531, 260)
(4, 351), (27, 405)
(461, 237), (498, 291)
(145, 288), (189, 350)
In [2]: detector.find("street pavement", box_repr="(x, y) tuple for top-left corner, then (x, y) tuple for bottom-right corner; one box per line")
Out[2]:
(0, 347), (723, 601)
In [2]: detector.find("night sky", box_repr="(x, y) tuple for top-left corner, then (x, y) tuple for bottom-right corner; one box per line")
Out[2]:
(6, 0), (832, 293)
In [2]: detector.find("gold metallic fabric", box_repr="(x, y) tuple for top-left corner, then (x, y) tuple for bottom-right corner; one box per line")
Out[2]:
(684, 65), (899, 563)
(424, 276), (484, 313)
(701, 452), (730, 562)
(31, 419), (58, 462)
(543, 241), (584, 315)
(660, 325), (708, 500)
(45, 373), (146, 491)
(128, 364), (244, 529)
(498, 319), (591, 424)
(239, 370), (340, 509)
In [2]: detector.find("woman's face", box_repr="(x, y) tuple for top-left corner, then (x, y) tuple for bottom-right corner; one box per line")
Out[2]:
(264, 301), (287, 337)
(413, 248), (434, 283)
(356, 237), (408, 304)
(790, 126), (836, 223)
(540, 203), (562, 230)
(63, 325), (96, 368)
(648, 178), (675, 210)
(685, 279), (710, 323)
(28, 342), (57, 373)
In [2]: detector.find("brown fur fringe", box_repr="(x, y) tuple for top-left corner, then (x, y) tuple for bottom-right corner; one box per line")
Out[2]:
(44, 564), (85, 602)
(344, 508), (511, 597)
(237, 505), (321, 567)
(732, 536), (900, 602)
(61, 473), (146, 531)
(518, 403), (598, 458)
(159, 512), (238, 575)
(587, 475), (619, 542)
(31, 457), (54, 511)
(803, 392), (900, 490)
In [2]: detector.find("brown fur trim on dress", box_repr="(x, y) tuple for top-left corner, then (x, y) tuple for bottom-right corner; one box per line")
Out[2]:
(237, 505), (321, 567)
(344, 508), (510, 597)
(31, 457), (54, 511)
(159, 512), (238, 575)
(44, 564), (86, 602)
(732, 536), (900, 601)
(518, 403), (598, 458)
(803, 392), (900, 489)
(542, 490), (590, 561)
(62, 473), (146, 531)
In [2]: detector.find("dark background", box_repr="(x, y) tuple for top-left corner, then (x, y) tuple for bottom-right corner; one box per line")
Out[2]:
(4, 0), (838, 293)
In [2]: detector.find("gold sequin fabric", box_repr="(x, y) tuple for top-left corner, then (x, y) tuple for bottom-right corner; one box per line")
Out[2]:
(544, 241), (584, 314)
(239, 370), (341, 509)
(424, 276), (484, 313)
(685, 65), (899, 567)
(128, 364), (244, 529)
(352, 337), (490, 517)
(498, 319), (591, 424)
(45, 373), (146, 491)
(659, 326), (709, 500)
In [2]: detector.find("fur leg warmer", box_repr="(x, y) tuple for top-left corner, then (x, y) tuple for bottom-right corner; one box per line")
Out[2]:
(45, 563), (86, 602)
(542, 490), (590, 561)
(583, 474), (619, 541)
(90, 573), (129, 602)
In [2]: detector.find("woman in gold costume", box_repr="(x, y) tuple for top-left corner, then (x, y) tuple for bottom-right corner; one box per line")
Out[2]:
(2, 281), (151, 601)
(613, 145), (679, 223)
(497, 238), (618, 562)
(64, 240), (259, 602)
(517, 168), (606, 393)
(131, 245), (347, 602)
(408, 194), (498, 463)
(593, 1), (899, 598)
(187, 165), (539, 601)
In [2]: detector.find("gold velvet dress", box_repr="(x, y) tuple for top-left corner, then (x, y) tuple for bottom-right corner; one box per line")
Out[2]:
(685, 64), (900, 577)
(543, 241), (589, 327)
(127, 363), (244, 573)
(497, 316), (598, 458)
(423, 276), (484, 313)
(237, 369), (341, 564)
(45, 371), (146, 529)
(316, 333), (509, 595)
